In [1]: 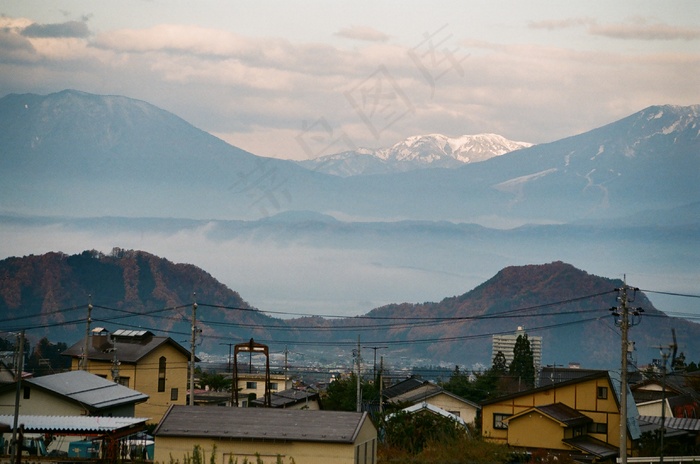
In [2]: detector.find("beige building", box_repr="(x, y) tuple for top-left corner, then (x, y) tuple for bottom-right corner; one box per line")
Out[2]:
(63, 328), (193, 423)
(492, 326), (542, 374)
(0, 370), (148, 417)
(384, 377), (480, 424)
(234, 370), (293, 406)
(154, 405), (377, 464)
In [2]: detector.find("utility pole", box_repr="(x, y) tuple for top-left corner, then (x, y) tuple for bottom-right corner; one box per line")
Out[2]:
(354, 335), (362, 413)
(189, 294), (197, 406)
(656, 333), (676, 464)
(379, 355), (384, 414)
(363, 345), (387, 381)
(11, 330), (24, 464)
(610, 278), (644, 464)
(80, 296), (92, 370)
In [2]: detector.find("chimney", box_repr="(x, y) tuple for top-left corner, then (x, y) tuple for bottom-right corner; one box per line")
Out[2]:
(91, 327), (112, 351)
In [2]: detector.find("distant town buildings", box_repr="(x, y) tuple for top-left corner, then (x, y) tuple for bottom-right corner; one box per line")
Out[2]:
(491, 326), (542, 373)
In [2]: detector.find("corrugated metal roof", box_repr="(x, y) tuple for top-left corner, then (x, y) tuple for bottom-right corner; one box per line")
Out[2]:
(154, 405), (371, 444)
(638, 415), (700, 431)
(0, 415), (148, 433)
(63, 334), (193, 363)
(27, 370), (149, 410)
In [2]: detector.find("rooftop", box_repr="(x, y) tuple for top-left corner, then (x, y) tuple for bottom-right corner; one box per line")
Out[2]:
(154, 405), (370, 444)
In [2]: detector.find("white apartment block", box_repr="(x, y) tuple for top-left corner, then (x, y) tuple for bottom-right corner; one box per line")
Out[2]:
(492, 326), (542, 374)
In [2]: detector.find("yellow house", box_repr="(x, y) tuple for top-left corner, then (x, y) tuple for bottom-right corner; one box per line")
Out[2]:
(153, 405), (377, 464)
(63, 328), (193, 423)
(481, 371), (640, 461)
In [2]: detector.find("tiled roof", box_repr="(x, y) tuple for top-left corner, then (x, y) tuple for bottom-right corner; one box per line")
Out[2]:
(383, 377), (426, 399)
(26, 370), (148, 410)
(252, 388), (318, 408)
(0, 415), (147, 433)
(563, 435), (618, 459)
(531, 403), (592, 427)
(154, 405), (371, 444)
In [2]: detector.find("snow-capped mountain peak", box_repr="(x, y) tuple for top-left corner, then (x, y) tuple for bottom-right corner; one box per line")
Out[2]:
(297, 133), (533, 177)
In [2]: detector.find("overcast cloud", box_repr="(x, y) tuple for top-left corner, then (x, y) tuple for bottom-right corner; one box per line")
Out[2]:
(0, 1), (697, 160)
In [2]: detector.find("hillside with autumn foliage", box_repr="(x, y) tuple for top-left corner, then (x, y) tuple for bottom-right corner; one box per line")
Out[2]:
(0, 249), (283, 347)
(1, 252), (699, 369)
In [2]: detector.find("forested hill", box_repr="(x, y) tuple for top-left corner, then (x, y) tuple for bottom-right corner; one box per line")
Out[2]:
(2, 251), (699, 369)
(0, 249), (283, 346)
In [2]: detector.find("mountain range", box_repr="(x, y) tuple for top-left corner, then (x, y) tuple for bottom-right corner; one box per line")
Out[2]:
(1, 90), (697, 225)
(0, 89), (698, 369)
(296, 133), (533, 177)
(2, 251), (698, 371)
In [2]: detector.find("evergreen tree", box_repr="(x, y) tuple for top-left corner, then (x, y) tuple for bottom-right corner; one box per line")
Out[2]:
(492, 351), (507, 374)
(509, 334), (535, 389)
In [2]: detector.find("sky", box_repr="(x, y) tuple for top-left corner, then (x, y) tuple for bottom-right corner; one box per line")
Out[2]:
(1, 1), (699, 161)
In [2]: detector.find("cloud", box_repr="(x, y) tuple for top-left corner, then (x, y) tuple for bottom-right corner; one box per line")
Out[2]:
(528, 17), (594, 30)
(529, 16), (700, 41)
(335, 26), (390, 42)
(21, 20), (90, 38)
(589, 20), (700, 41)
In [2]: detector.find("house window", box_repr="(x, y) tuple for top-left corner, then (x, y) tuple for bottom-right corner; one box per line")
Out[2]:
(493, 413), (511, 429)
(597, 386), (608, 399)
(448, 410), (461, 417)
(171, 388), (178, 401)
(158, 356), (166, 392)
(588, 422), (608, 434)
(270, 382), (279, 391)
(118, 377), (130, 388)
(246, 381), (257, 389)
(23, 386), (30, 399)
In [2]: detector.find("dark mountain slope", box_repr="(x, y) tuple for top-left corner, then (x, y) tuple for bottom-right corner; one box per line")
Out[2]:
(0, 249), (281, 346)
(355, 262), (700, 369)
(1, 253), (698, 370)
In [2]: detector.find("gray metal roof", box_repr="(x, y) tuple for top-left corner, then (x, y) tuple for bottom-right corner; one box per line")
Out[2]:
(0, 415), (148, 433)
(63, 333), (193, 363)
(27, 370), (148, 410)
(154, 405), (372, 444)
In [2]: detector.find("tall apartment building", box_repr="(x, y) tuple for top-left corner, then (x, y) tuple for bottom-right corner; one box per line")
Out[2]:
(491, 326), (542, 374)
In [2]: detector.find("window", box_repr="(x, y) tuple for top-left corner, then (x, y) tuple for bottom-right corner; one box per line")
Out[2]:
(246, 381), (257, 389)
(23, 386), (30, 399)
(588, 422), (608, 434)
(171, 388), (178, 401)
(158, 356), (166, 392)
(493, 413), (511, 429)
(597, 386), (608, 399)
(118, 377), (130, 388)
(270, 382), (279, 390)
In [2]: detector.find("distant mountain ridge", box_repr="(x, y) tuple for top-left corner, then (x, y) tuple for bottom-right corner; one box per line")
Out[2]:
(0, 90), (697, 226)
(2, 250), (700, 370)
(297, 133), (533, 177)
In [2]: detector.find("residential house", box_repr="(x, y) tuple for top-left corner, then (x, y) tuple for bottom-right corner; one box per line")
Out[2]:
(387, 402), (470, 430)
(632, 373), (700, 419)
(481, 370), (641, 461)
(251, 387), (321, 409)
(383, 376), (480, 425)
(0, 361), (15, 385)
(0, 370), (148, 417)
(232, 367), (293, 407)
(153, 405), (377, 464)
(63, 328), (194, 423)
